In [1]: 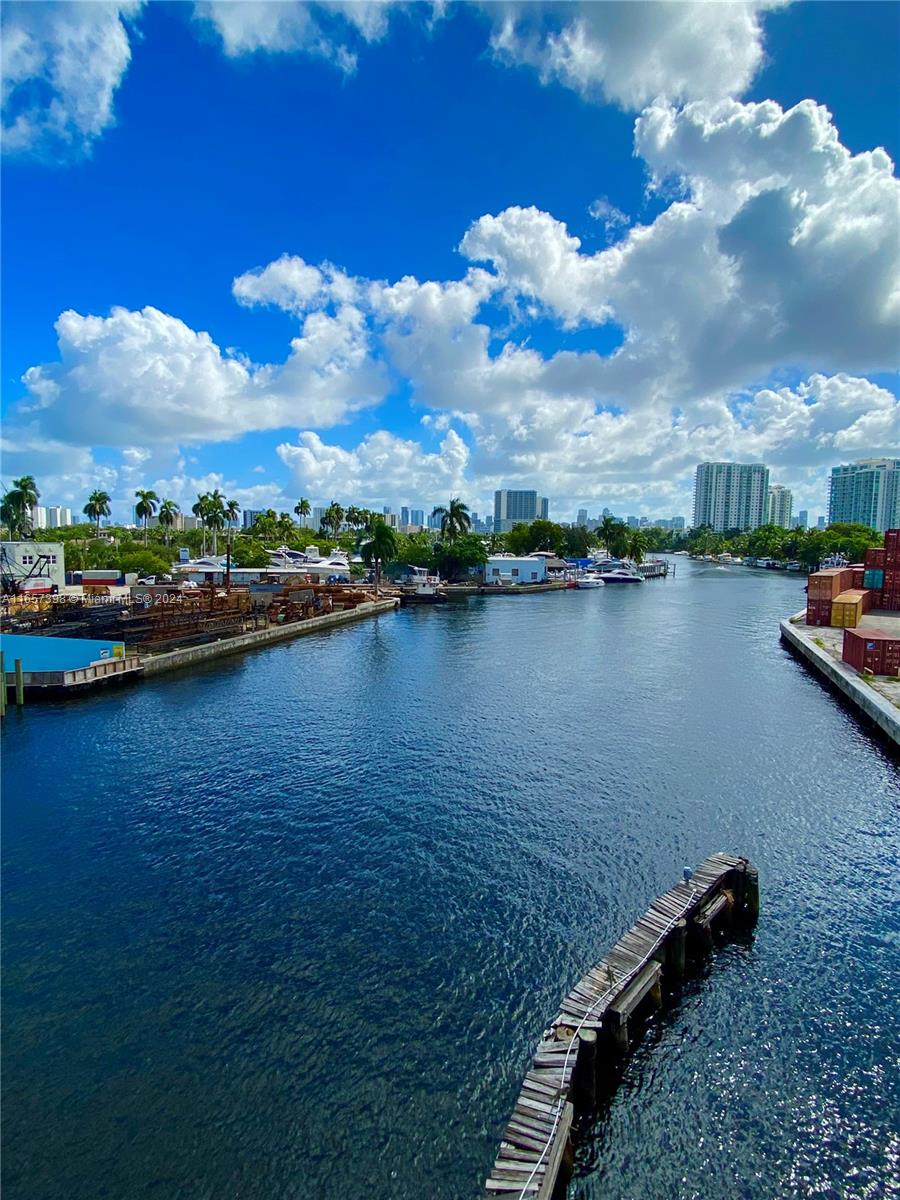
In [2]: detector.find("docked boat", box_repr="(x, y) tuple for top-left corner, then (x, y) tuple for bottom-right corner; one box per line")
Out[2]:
(577, 572), (606, 588)
(597, 567), (644, 584)
(400, 566), (447, 605)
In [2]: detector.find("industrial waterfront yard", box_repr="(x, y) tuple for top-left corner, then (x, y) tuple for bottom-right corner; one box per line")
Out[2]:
(3, 561), (898, 1200)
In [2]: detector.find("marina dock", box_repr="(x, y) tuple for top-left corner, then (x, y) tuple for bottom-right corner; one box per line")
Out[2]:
(484, 852), (759, 1200)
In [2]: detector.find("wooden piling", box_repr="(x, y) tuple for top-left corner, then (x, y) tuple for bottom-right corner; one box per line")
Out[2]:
(666, 919), (686, 981)
(484, 853), (759, 1200)
(572, 1029), (597, 1112)
(743, 866), (760, 927)
(14, 658), (25, 707)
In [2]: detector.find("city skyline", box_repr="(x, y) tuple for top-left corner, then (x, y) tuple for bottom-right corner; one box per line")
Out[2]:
(2, 4), (897, 527)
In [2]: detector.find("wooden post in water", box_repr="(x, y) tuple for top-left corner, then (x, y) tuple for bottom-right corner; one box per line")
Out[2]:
(743, 866), (760, 927)
(14, 658), (25, 707)
(573, 1028), (597, 1112)
(666, 919), (687, 981)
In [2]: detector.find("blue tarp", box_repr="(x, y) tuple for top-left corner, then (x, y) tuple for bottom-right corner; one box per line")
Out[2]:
(0, 633), (125, 672)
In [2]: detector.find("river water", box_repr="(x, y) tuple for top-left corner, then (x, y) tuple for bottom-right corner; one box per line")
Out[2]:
(3, 560), (898, 1200)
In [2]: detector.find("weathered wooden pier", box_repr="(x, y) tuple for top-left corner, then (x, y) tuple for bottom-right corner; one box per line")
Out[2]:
(484, 852), (758, 1199)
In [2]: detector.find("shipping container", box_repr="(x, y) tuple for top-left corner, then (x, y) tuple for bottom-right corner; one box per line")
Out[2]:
(842, 627), (900, 675)
(863, 568), (884, 589)
(82, 569), (125, 586)
(864, 547), (885, 570)
(850, 568), (865, 588)
(808, 568), (854, 599)
(884, 529), (899, 558)
(806, 601), (834, 626)
(831, 591), (865, 627)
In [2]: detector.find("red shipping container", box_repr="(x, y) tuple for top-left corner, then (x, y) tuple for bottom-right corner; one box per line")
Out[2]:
(808, 568), (854, 599)
(842, 627), (900, 675)
(851, 568), (865, 587)
(864, 547), (885, 569)
(806, 602), (834, 626)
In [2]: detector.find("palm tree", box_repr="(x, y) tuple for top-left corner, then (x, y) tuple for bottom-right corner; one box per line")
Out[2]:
(1, 475), (40, 538)
(627, 528), (651, 565)
(134, 489), (159, 546)
(431, 498), (471, 545)
(205, 489), (226, 555)
(157, 498), (180, 544)
(330, 503), (345, 540)
(599, 515), (628, 558)
(358, 518), (398, 596)
(294, 497), (311, 528)
(345, 505), (362, 532)
(276, 512), (296, 542)
(192, 494), (210, 555)
(82, 488), (112, 535)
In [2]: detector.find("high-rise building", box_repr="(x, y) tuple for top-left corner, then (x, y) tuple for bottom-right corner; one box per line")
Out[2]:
(382, 506), (392, 516)
(410, 509), (424, 527)
(692, 462), (769, 532)
(576, 508), (588, 526)
(797, 510), (809, 530)
(672, 516), (686, 531)
(767, 485), (793, 529)
(627, 516), (639, 528)
(400, 506), (410, 526)
(242, 509), (263, 529)
(817, 516), (827, 530)
(493, 490), (549, 532)
(828, 459), (900, 532)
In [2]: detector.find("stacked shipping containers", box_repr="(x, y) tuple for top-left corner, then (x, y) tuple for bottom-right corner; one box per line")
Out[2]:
(883, 530), (900, 611)
(842, 628), (900, 676)
(806, 568), (854, 625)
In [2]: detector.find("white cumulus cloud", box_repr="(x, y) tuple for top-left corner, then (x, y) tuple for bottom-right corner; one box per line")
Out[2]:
(16, 303), (388, 447)
(1, 0), (142, 157)
(487, 1), (785, 110)
(276, 427), (469, 504)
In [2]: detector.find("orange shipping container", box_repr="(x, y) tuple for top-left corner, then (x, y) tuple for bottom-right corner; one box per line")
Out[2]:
(808, 568), (854, 599)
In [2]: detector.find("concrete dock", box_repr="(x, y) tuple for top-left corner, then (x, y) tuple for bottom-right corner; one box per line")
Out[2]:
(780, 610), (900, 748)
(141, 598), (398, 676)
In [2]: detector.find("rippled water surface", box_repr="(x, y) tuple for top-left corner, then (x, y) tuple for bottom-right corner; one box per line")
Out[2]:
(3, 562), (899, 1200)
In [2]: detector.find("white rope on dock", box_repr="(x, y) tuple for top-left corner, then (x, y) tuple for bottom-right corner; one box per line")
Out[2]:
(512, 886), (697, 1199)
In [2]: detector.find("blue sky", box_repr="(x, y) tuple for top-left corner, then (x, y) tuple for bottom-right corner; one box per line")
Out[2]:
(2, 1), (898, 524)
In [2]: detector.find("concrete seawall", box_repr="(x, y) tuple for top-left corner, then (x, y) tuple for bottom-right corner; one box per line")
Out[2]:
(780, 611), (899, 748)
(142, 599), (398, 677)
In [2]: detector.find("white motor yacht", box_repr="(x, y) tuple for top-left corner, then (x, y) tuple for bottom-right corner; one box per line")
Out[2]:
(577, 571), (606, 588)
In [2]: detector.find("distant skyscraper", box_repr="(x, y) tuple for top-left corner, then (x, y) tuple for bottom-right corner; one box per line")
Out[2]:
(242, 509), (263, 529)
(410, 509), (424, 526)
(493, 490), (548, 532)
(383, 505), (392, 516)
(767, 485), (793, 529)
(797, 510), (809, 530)
(627, 515), (639, 528)
(401, 506), (410, 526)
(672, 516), (686, 531)
(576, 508), (588, 526)
(817, 516), (827, 530)
(692, 462), (769, 532)
(828, 459), (900, 532)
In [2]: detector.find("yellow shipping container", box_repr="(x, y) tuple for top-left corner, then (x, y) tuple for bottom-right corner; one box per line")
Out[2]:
(831, 595), (862, 627)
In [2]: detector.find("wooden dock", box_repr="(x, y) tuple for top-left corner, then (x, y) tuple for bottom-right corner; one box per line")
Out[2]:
(484, 852), (758, 1199)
